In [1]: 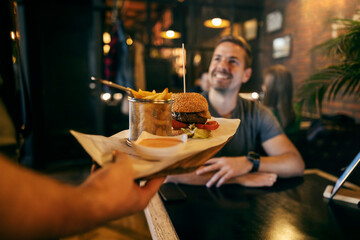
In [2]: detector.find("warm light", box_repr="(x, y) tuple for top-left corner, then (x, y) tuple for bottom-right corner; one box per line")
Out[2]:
(177, 66), (185, 77)
(10, 31), (15, 40)
(212, 18), (222, 26)
(113, 93), (123, 101)
(126, 37), (133, 45)
(103, 44), (110, 55)
(160, 30), (181, 39)
(101, 93), (111, 101)
(239, 92), (260, 101)
(251, 92), (260, 100)
(204, 18), (230, 28)
(193, 53), (202, 65)
(103, 32), (111, 44)
(167, 30), (175, 38)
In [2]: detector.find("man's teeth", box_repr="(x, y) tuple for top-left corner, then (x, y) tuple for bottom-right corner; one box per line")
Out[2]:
(214, 73), (229, 79)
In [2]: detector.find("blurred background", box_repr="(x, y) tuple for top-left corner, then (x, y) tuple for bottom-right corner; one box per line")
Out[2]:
(2, 0), (359, 181)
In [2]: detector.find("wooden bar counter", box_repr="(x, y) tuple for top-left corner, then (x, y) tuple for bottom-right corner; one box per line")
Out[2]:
(145, 169), (360, 240)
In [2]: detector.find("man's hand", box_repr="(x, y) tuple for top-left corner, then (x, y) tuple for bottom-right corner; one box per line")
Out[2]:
(196, 156), (253, 187)
(227, 172), (277, 187)
(82, 151), (164, 221)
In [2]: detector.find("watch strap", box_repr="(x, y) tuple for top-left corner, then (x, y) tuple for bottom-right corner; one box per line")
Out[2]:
(247, 151), (260, 172)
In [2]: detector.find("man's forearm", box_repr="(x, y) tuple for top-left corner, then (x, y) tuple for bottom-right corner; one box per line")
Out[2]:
(0, 157), (100, 239)
(166, 172), (213, 185)
(261, 134), (305, 177)
(258, 152), (304, 177)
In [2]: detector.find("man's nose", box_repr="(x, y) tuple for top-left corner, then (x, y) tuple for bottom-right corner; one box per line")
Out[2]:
(218, 59), (229, 70)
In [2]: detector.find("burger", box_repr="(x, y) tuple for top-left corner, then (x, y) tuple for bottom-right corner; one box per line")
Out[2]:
(171, 92), (219, 138)
(172, 92), (211, 124)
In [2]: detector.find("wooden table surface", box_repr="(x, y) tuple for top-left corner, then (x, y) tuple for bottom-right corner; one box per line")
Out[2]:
(145, 169), (360, 240)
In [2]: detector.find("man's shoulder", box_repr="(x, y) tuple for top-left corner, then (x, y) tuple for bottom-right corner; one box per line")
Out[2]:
(236, 97), (278, 128)
(237, 96), (268, 113)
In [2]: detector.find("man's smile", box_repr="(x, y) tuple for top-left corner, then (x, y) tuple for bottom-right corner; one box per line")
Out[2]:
(213, 71), (231, 81)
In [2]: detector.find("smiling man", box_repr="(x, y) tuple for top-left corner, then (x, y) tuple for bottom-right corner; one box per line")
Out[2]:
(166, 35), (304, 188)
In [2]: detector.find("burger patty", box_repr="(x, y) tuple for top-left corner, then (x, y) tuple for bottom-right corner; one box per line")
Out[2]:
(172, 112), (208, 124)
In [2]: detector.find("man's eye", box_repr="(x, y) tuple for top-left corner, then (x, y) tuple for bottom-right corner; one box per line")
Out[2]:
(229, 59), (239, 65)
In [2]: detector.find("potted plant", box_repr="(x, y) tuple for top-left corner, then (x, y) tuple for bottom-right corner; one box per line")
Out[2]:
(296, 12), (360, 116)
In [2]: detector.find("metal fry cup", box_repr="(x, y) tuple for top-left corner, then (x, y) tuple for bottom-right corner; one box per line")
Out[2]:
(128, 97), (174, 144)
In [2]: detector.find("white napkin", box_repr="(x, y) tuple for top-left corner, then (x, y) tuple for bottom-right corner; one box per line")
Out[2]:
(70, 117), (240, 179)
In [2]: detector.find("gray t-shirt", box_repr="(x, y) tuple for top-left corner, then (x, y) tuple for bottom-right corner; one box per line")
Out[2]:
(203, 92), (283, 157)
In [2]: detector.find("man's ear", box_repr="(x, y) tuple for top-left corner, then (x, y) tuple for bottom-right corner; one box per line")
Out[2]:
(242, 68), (252, 83)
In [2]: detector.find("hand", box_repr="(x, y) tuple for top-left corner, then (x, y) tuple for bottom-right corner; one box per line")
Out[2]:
(81, 151), (164, 221)
(196, 156), (252, 188)
(227, 172), (277, 187)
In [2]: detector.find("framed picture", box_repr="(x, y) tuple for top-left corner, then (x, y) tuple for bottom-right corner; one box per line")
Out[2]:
(266, 10), (283, 33)
(272, 35), (291, 59)
(244, 18), (258, 40)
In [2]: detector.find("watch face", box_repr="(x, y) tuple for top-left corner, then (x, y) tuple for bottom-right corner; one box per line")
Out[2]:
(248, 151), (260, 160)
(266, 10), (283, 32)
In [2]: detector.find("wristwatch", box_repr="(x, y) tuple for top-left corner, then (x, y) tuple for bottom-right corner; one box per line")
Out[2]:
(247, 151), (260, 172)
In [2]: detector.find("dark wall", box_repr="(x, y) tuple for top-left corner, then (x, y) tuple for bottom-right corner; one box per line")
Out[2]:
(145, 58), (173, 92)
(23, 1), (103, 168)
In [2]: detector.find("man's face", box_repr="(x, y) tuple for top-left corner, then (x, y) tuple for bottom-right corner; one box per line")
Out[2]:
(208, 42), (251, 92)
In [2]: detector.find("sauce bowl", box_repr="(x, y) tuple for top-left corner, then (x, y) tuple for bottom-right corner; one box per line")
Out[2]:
(132, 131), (187, 160)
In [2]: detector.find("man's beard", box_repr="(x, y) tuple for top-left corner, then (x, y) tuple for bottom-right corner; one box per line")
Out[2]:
(213, 86), (228, 94)
(211, 80), (242, 95)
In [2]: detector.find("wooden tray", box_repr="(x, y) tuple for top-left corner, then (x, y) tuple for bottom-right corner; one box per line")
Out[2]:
(141, 137), (231, 180)
(91, 137), (231, 181)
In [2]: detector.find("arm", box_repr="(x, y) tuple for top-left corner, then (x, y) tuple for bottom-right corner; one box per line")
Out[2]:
(165, 172), (212, 185)
(184, 134), (304, 187)
(166, 172), (278, 188)
(259, 133), (305, 177)
(0, 152), (164, 239)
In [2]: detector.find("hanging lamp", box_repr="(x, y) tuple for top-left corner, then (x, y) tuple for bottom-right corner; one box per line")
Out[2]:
(204, 17), (230, 28)
(160, 29), (182, 39)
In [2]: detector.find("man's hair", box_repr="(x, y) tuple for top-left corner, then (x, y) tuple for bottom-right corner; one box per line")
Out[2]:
(215, 35), (252, 68)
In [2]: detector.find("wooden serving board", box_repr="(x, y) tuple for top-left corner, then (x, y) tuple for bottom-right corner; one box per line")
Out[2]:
(141, 137), (231, 180)
(91, 137), (231, 181)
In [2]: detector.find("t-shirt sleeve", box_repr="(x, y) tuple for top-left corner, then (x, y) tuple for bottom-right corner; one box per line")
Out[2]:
(256, 103), (284, 143)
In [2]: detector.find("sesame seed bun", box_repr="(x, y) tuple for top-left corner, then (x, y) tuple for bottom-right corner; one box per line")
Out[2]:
(172, 92), (208, 112)
(171, 92), (212, 121)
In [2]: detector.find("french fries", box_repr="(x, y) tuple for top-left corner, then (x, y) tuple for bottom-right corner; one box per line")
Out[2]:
(128, 87), (174, 141)
(128, 88), (172, 100)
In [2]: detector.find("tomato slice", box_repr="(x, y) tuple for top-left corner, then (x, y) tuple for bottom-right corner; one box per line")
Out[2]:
(195, 123), (205, 129)
(195, 121), (219, 130)
(172, 119), (188, 129)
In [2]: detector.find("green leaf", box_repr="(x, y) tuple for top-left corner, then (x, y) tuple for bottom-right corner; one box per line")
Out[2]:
(297, 12), (360, 112)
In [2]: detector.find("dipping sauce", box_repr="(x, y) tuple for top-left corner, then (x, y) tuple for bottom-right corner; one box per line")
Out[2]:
(138, 138), (183, 148)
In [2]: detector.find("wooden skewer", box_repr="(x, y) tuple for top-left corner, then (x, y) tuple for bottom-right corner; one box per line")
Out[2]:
(182, 43), (186, 93)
